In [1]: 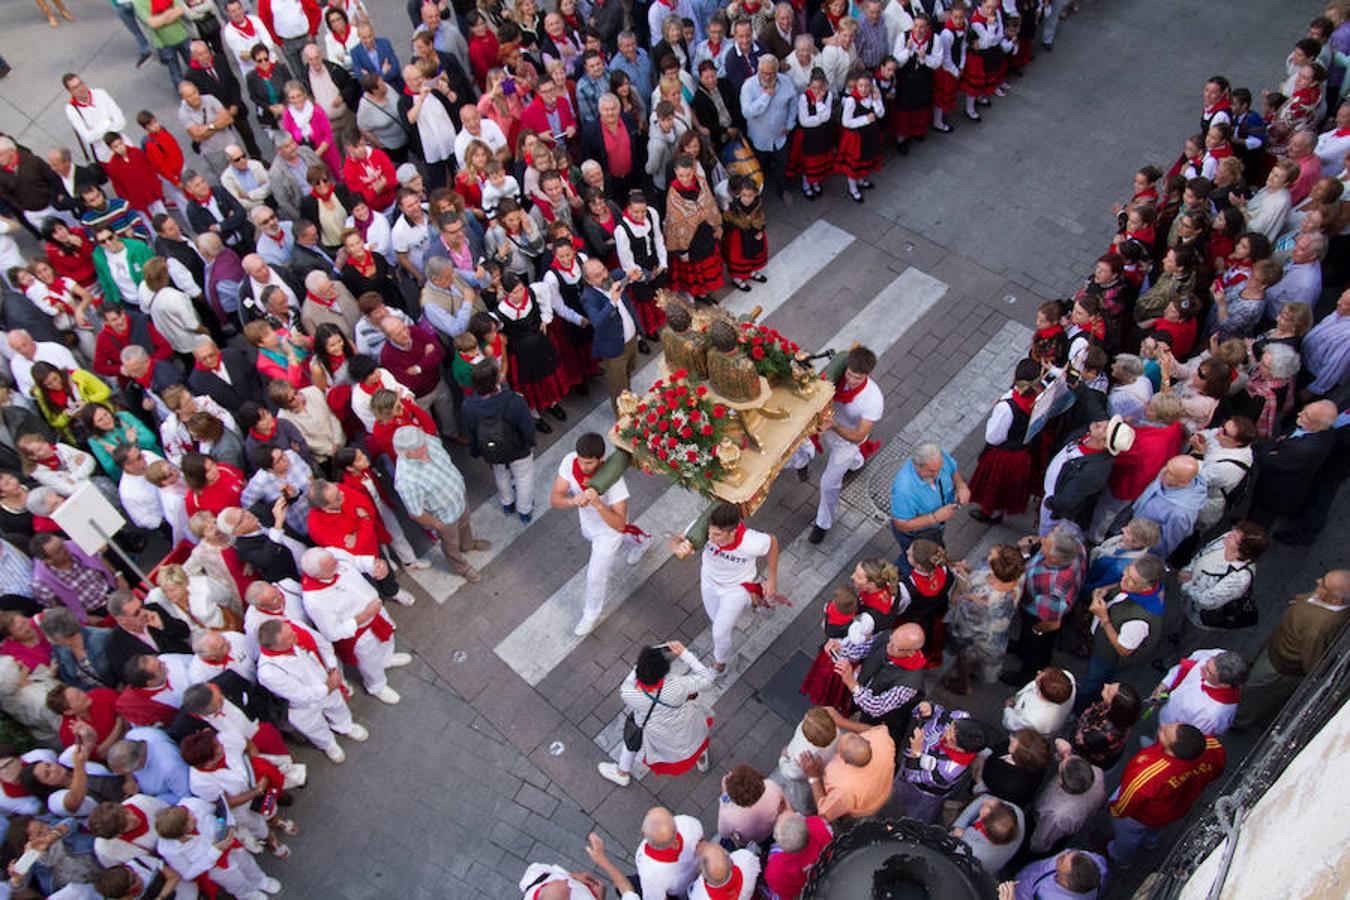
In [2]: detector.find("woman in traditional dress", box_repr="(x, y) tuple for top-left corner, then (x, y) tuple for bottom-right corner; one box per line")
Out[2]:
(893, 15), (943, 155)
(788, 68), (836, 199)
(495, 271), (569, 432)
(837, 71), (885, 203)
(540, 238), (598, 389)
(962, 0), (1013, 120)
(896, 538), (954, 667)
(597, 641), (714, 787)
(663, 155), (723, 303)
(722, 176), (768, 292)
(968, 359), (1041, 524)
(613, 189), (668, 348)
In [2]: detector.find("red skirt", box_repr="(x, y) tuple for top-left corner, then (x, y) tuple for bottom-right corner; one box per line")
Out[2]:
(787, 129), (836, 183)
(508, 351), (568, 411)
(968, 443), (1035, 515)
(961, 50), (1005, 97)
(632, 294), (666, 336)
(836, 129), (882, 179)
(670, 249), (725, 296)
(1013, 38), (1034, 69)
(933, 69), (959, 111)
(799, 646), (855, 714)
(646, 716), (713, 776)
(547, 321), (598, 390)
(892, 108), (931, 139)
(724, 229), (767, 279)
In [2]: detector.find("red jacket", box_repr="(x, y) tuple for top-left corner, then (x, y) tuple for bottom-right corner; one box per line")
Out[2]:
(257, 0), (321, 43)
(518, 95), (577, 144)
(341, 147), (398, 212)
(58, 688), (120, 758)
(94, 321), (175, 380)
(184, 463), (246, 518)
(1110, 738), (1225, 827)
(367, 400), (435, 462)
(468, 32), (501, 89)
(308, 482), (384, 556)
(103, 148), (164, 212)
(141, 129), (184, 185)
(1107, 421), (1184, 501)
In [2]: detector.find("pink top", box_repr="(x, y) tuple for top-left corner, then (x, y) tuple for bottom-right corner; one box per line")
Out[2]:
(282, 103), (341, 177)
(717, 776), (787, 846)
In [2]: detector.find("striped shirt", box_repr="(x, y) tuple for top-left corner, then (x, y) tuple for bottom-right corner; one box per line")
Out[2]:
(394, 442), (466, 524)
(0, 541), (34, 599)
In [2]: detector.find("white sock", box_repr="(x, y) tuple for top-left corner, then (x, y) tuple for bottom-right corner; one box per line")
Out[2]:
(848, 177), (860, 194)
(932, 107), (945, 127)
(802, 175), (812, 191)
(965, 96), (977, 116)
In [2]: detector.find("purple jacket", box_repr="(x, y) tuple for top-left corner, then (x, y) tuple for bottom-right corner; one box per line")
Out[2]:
(205, 246), (246, 322)
(32, 541), (117, 623)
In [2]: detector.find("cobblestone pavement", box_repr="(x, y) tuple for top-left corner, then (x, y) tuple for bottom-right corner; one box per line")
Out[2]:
(2, 1), (1339, 897)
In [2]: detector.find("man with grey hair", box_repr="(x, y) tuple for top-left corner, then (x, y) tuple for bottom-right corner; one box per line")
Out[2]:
(268, 133), (325, 221)
(689, 840), (760, 900)
(581, 92), (641, 199)
(392, 426), (486, 583)
(1107, 354), (1152, 422)
(1003, 525), (1087, 686)
(420, 255), (485, 339)
(306, 478), (415, 606)
(1153, 649), (1248, 736)
(218, 142), (272, 212)
(177, 82), (239, 176)
(106, 727), (191, 804)
(1124, 455), (1206, 559)
(740, 54), (797, 199)
(1285, 129), (1321, 203)
(1264, 231), (1324, 316)
(251, 203), (296, 268)
(256, 618), (368, 764)
(763, 810), (833, 898)
(300, 270), (361, 340)
(6, 328), (78, 397)
(889, 439), (970, 573)
(633, 806), (703, 897)
(298, 546), (411, 705)
(39, 606), (117, 689)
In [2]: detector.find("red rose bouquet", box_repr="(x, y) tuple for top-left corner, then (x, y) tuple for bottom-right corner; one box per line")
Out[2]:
(737, 322), (799, 381)
(618, 368), (729, 493)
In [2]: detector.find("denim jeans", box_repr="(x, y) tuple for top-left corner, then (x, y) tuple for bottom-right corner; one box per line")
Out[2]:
(1075, 654), (1117, 713)
(156, 40), (191, 91)
(113, 2), (152, 55)
(1108, 814), (1161, 865)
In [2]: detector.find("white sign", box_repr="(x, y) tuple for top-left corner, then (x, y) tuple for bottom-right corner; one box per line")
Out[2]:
(50, 482), (127, 557)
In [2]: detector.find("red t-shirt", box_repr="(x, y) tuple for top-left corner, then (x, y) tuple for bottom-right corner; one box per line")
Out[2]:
(59, 687), (120, 758)
(185, 463), (246, 518)
(764, 815), (833, 899)
(1110, 738), (1226, 827)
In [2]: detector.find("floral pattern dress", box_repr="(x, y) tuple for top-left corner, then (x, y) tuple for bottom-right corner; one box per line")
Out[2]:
(945, 569), (1022, 683)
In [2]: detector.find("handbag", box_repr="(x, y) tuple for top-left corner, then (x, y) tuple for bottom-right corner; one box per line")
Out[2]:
(1198, 562), (1258, 629)
(622, 685), (662, 752)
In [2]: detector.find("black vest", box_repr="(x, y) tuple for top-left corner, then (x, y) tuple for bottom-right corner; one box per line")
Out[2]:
(616, 217), (660, 271)
(857, 631), (927, 699)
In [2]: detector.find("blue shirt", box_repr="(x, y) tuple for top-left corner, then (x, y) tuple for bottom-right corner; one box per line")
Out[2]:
(739, 73), (798, 152)
(890, 452), (958, 524)
(1131, 476), (1208, 558)
(126, 726), (191, 804)
(609, 49), (654, 98)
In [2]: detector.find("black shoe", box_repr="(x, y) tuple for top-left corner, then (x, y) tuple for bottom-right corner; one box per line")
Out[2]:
(808, 525), (827, 544)
(548, 403), (567, 421)
(136, 52), (153, 68)
(732, 279), (751, 291)
(977, 97), (991, 106)
(797, 462), (810, 482)
(965, 109), (982, 121)
(574, 381), (590, 397)
(932, 121), (953, 133)
(534, 417), (553, 434)
(968, 509), (1003, 524)
(749, 272), (767, 283)
(859, 179), (875, 189)
(849, 190), (864, 203)
(896, 140), (909, 155)
(638, 338), (651, 354)
(1041, 41), (1054, 51)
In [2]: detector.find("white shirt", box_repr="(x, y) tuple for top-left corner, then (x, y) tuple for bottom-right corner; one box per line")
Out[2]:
(187, 729), (256, 803)
(1089, 592), (1151, 650)
(268, 0), (311, 38)
(64, 88), (127, 162)
(157, 797), (241, 880)
(93, 794), (166, 867)
(350, 368), (409, 432)
(106, 247), (140, 305)
(558, 451), (631, 542)
(1315, 127), (1350, 177)
(413, 93), (457, 164)
(119, 452), (167, 530)
(256, 623), (340, 708)
(1196, 432), (1252, 531)
(634, 814), (703, 900)
(391, 213), (432, 273)
(190, 631), (255, 685)
(347, 212), (394, 262)
(1158, 648), (1239, 735)
(1001, 672), (1076, 737)
(700, 526), (772, 599)
(453, 119), (509, 167)
(301, 548), (391, 645)
(822, 377), (883, 453)
(688, 849), (761, 900)
(223, 15), (276, 73)
(147, 287), (204, 353)
(9, 342), (79, 397)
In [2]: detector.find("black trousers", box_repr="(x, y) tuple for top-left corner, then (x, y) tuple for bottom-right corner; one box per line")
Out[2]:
(1013, 609), (1058, 680)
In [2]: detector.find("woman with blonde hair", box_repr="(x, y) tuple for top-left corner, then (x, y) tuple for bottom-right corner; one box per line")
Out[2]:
(183, 510), (249, 604)
(479, 68), (526, 149)
(454, 139), (494, 215)
(146, 563), (240, 634)
(773, 706), (839, 814)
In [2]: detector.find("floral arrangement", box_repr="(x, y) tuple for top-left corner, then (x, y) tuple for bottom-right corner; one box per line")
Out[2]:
(737, 322), (800, 381)
(619, 369), (729, 492)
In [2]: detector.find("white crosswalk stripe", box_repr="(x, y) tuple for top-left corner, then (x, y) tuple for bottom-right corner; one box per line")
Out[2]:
(405, 220), (855, 602)
(495, 265), (951, 686)
(592, 319), (1034, 773)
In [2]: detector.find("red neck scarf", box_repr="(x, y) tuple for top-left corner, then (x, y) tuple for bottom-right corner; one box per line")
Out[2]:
(35, 455), (62, 470)
(189, 57), (218, 75)
(834, 375), (869, 404)
(824, 601), (855, 627)
(255, 60), (275, 80)
(47, 387), (71, 408)
(940, 740), (977, 765)
(332, 24), (350, 43)
(249, 421), (277, 441)
(123, 804), (151, 841)
(716, 522), (746, 551)
(230, 17), (256, 37)
(348, 250), (374, 276)
(0, 781), (29, 799)
(635, 677), (663, 693)
(302, 573), (338, 591)
(910, 566), (949, 596)
(886, 650), (927, 670)
(132, 366), (155, 390)
(703, 867), (744, 900)
(312, 183), (335, 202)
(1077, 437), (1106, 455)
(259, 624), (325, 662)
(501, 288), (531, 313)
(1010, 388), (1036, 415)
(622, 210), (646, 228)
(706, 39), (722, 56)
(1171, 658), (1241, 704)
(571, 456), (598, 490)
(306, 289), (334, 309)
(859, 587), (892, 616)
(1203, 97), (1231, 118)
(70, 92), (94, 108)
(1034, 322), (1064, 341)
(358, 378), (381, 395)
(1132, 186), (1158, 204)
(643, 832), (683, 863)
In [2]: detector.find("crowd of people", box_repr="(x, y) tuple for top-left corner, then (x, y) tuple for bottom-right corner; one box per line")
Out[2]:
(0, 0), (1343, 897)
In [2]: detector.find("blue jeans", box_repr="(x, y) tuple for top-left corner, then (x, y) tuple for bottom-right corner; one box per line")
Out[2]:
(113, 2), (152, 55)
(1108, 815), (1160, 865)
(1075, 654), (1117, 713)
(156, 40), (191, 91)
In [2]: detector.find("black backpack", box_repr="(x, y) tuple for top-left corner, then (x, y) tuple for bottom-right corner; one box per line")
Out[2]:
(477, 404), (524, 464)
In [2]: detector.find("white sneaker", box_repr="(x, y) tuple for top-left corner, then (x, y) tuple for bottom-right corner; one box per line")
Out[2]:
(324, 744), (346, 764)
(260, 876), (283, 894)
(388, 651), (413, 668)
(573, 611), (600, 636)
(343, 724), (369, 742)
(371, 686), (401, 704)
(626, 535), (652, 565)
(597, 762), (631, 786)
(393, 588), (416, 606)
(695, 750), (710, 773)
(403, 557), (432, 570)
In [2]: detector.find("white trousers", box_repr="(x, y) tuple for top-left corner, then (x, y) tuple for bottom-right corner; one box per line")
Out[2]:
(352, 629), (395, 693)
(232, 804), (269, 840)
(789, 439), (864, 530)
(213, 847), (270, 899)
(286, 690), (355, 751)
(703, 584), (753, 665)
(618, 746), (640, 771)
(493, 453), (536, 515)
(583, 531), (625, 619)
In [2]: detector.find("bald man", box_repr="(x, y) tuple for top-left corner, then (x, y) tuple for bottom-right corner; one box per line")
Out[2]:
(798, 726), (896, 821)
(1251, 400), (1339, 529)
(1126, 455), (1207, 558)
(688, 842), (760, 900)
(825, 623), (928, 733)
(634, 807), (702, 898)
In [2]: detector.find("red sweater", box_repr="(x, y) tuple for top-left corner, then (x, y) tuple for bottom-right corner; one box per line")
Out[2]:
(58, 688), (120, 758)
(308, 483), (383, 556)
(94, 322), (175, 380)
(185, 463), (246, 518)
(1110, 738), (1226, 827)
(367, 399), (436, 462)
(103, 149), (164, 212)
(1107, 422), (1184, 501)
(468, 32), (501, 89)
(141, 130), (185, 185)
(519, 95), (577, 141)
(342, 147), (398, 212)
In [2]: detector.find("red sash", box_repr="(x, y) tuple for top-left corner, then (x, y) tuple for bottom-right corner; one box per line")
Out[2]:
(333, 612), (394, 666)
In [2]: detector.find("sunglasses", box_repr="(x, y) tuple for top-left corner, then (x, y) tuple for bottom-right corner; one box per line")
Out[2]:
(96, 236), (116, 244)
(227, 155), (245, 163)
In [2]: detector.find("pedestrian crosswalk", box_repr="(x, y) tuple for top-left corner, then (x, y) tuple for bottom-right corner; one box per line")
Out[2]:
(591, 319), (1033, 773)
(404, 219), (855, 603)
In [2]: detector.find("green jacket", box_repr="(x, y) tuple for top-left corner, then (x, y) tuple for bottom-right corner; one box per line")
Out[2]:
(31, 369), (115, 443)
(93, 239), (155, 308)
(89, 411), (163, 481)
(132, 0), (191, 49)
